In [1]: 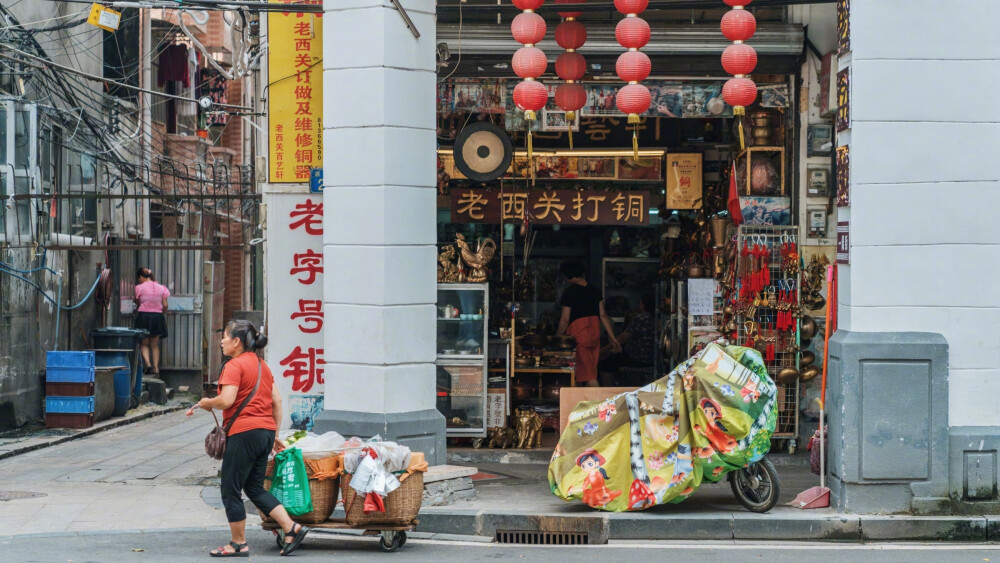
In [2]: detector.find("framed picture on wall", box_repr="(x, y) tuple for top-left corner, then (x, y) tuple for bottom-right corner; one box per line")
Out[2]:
(807, 167), (830, 197)
(541, 108), (580, 132)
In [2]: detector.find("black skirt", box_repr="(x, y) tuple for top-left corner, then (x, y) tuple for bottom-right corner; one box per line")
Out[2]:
(135, 312), (168, 339)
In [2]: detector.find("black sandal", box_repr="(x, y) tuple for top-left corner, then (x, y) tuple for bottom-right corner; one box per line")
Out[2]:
(280, 523), (309, 556)
(210, 541), (248, 557)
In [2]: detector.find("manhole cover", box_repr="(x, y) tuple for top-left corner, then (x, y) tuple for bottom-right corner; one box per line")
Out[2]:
(0, 491), (47, 501)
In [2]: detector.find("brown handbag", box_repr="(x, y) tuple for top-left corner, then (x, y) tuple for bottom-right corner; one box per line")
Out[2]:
(205, 358), (262, 460)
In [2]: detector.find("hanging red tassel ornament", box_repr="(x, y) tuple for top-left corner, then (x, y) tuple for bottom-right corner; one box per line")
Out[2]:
(554, 0), (586, 149)
(720, 1), (757, 151)
(614, 0), (651, 160)
(511, 0), (549, 160)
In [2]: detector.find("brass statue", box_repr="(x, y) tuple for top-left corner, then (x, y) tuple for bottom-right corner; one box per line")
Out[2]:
(455, 233), (496, 283)
(486, 426), (517, 449)
(437, 244), (464, 283)
(514, 408), (542, 449)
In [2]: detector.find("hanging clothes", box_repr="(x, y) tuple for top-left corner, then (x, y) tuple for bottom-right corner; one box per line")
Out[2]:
(157, 43), (190, 87)
(200, 67), (229, 126)
(177, 48), (199, 117)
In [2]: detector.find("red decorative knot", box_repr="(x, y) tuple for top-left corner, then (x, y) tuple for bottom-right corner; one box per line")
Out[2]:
(616, 50), (651, 83)
(555, 20), (587, 50)
(555, 82), (587, 114)
(512, 0), (545, 10)
(555, 0), (584, 19)
(511, 12), (547, 45)
(723, 77), (757, 109)
(721, 43), (757, 76)
(720, 9), (756, 42)
(555, 51), (587, 81)
(614, 0), (649, 15)
(615, 16), (651, 49)
(616, 83), (651, 116)
(513, 80), (549, 113)
(513, 47), (548, 79)
(723, 0), (752, 6)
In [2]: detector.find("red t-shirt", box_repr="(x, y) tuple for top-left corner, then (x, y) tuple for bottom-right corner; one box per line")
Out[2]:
(218, 352), (278, 436)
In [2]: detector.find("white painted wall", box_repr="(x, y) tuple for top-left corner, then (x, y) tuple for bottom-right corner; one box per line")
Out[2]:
(834, 1), (1000, 427)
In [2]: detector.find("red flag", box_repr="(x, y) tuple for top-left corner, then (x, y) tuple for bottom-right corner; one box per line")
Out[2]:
(727, 162), (743, 225)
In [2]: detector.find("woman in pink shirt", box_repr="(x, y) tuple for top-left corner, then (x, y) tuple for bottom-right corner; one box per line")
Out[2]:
(134, 267), (170, 375)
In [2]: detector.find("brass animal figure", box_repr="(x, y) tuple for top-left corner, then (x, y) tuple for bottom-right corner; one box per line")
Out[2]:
(437, 244), (463, 283)
(455, 233), (496, 283)
(514, 408), (542, 449)
(486, 426), (517, 449)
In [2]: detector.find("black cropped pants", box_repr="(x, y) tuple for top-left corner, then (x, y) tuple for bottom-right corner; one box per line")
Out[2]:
(220, 428), (281, 522)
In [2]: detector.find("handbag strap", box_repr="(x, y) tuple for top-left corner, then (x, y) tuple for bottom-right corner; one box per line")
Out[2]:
(217, 357), (263, 434)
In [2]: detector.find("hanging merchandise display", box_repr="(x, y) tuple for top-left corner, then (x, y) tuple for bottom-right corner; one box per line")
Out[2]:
(511, 0), (548, 159)
(613, 0), (652, 160)
(554, 0), (587, 148)
(720, 0), (757, 149)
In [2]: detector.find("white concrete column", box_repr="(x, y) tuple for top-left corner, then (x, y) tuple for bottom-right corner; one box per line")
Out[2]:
(837, 1), (1000, 427)
(320, 0), (444, 458)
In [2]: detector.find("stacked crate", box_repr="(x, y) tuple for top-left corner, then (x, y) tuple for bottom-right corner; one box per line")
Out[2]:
(45, 351), (97, 428)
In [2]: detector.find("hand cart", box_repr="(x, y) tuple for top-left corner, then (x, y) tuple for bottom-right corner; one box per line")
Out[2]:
(262, 517), (417, 553)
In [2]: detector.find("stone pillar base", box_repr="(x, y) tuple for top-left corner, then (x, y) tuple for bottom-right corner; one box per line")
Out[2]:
(827, 331), (950, 514)
(313, 408), (447, 466)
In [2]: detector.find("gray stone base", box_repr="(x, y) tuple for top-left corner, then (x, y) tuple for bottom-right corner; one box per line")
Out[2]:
(313, 408), (447, 465)
(949, 426), (1000, 514)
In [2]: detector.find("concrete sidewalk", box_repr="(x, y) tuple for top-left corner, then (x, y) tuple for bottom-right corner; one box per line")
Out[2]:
(0, 410), (996, 543)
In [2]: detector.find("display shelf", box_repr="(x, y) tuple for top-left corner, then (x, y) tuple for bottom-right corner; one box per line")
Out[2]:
(436, 283), (490, 438)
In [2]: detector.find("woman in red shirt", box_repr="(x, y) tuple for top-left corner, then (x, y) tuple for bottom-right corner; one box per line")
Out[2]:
(193, 320), (309, 557)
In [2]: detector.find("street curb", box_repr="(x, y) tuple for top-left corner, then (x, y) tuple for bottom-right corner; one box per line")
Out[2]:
(413, 509), (1000, 543)
(0, 405), (186, 462)
(0, 526), (232, 540)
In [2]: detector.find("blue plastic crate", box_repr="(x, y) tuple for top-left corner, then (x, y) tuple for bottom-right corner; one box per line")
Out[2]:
(45, 396), (95, 414)
(46, 366), (96, 383)
(46, 351), (95, 369)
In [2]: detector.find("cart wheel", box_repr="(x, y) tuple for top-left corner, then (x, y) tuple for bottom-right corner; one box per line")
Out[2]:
(275, 530), (286, 549)
(730, 456), (780, 513)
(471, 438), (485, 449)
(398, 531), (407, 547)
(379, 531), (402, 553)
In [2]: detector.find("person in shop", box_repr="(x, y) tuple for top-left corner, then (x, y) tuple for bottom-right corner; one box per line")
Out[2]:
(598, 294), (655, 387)
(555, 259), (620, 387)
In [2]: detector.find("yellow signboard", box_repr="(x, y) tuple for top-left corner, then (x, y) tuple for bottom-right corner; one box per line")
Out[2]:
(268, 1), (323, 183)
(87, 3), (121, 32)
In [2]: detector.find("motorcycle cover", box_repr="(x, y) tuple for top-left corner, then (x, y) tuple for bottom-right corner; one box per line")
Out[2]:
(548, 342), (777, 512)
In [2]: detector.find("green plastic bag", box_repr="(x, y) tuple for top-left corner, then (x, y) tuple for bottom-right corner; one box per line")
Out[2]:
(269, 447), (313, 516)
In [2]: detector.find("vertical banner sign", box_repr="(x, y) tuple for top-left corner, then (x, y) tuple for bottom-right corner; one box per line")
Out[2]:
(836, 145), (850, 207)
(836, 69), (850, 132)
(265, 193), (326, 430)
(837, 0), (850, 56)
(268, 0), (323, 183)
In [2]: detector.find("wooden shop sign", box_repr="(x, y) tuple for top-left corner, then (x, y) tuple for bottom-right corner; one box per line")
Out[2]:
(450, 189), (649, 226)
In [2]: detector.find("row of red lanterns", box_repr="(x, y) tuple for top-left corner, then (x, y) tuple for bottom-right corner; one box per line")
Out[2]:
(553, 0), (587, 147)
(720, 0), (758, 148)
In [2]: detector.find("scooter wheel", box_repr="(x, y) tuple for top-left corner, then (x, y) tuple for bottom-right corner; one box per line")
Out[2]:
(730, 457), (780, 513)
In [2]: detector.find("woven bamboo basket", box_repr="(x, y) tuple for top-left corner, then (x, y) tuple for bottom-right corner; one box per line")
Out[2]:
(341, 471), (423, 527)
(261, 457), (340, 525)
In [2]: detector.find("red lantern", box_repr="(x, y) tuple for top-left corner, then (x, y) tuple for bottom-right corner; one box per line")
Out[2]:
(512, 12), (547, 45)
(555, 82), (587, 117)
(723, 0), (751, 6)
(555, 52), (586, 81)
(614, 0), (649, 14)
(513, 80), (549, 116)
(555, 0), (583, 18)
(513, 47), (548, 79)
(721, 43), (757, 75)
(616, 83), (651, 116)
(616, 50), (651, 83)
(720, 9), (756, 41)
(723, 77), (757, 109)
(555, 20), (587, 50)
(512, 0), (545, 10)
(615, 17), (650, 49)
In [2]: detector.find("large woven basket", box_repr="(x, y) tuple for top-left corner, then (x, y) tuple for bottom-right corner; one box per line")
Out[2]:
(262, 456), (340, 525)
(341, 471), (423, 527)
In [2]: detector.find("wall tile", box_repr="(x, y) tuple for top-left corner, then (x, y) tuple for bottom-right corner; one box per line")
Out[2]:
(323, 245), (436, 306)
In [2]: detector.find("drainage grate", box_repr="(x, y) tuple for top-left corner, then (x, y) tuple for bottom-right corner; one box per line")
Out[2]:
(495, 530), (589, 545)
(0, 491), (46, 501)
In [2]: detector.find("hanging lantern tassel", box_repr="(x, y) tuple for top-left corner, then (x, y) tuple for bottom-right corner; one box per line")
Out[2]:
(632, 124), (639, 161)
(566, 110), (575, 149)
(737, 113), (746, 150)
(528, 129), (534, 161)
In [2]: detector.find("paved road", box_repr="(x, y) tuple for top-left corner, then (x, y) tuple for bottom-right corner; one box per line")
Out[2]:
(0, 529), (996, 562)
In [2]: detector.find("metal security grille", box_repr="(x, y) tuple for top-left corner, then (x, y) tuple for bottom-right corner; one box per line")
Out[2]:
(494, 530), (589, 546)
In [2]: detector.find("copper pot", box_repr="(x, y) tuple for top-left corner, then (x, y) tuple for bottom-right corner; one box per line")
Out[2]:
(514, 357), (535, 367)
(776, 367), (800, 384)
(800, 365), (821, 382)
(511, 385), (536, 401)
(710, 216), (733, 248)
(800, 316), (817, 340)
(662, 333), (673, 357)
(541, 385), (561, 401)
(800, 350), (816, 367)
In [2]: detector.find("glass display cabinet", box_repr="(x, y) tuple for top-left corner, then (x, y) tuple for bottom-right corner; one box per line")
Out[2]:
(436, 283), (489, 437)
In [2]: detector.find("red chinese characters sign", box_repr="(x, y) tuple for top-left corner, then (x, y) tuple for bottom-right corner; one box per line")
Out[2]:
(450, 189), (649, 226)
(268, 0), (323, 183)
